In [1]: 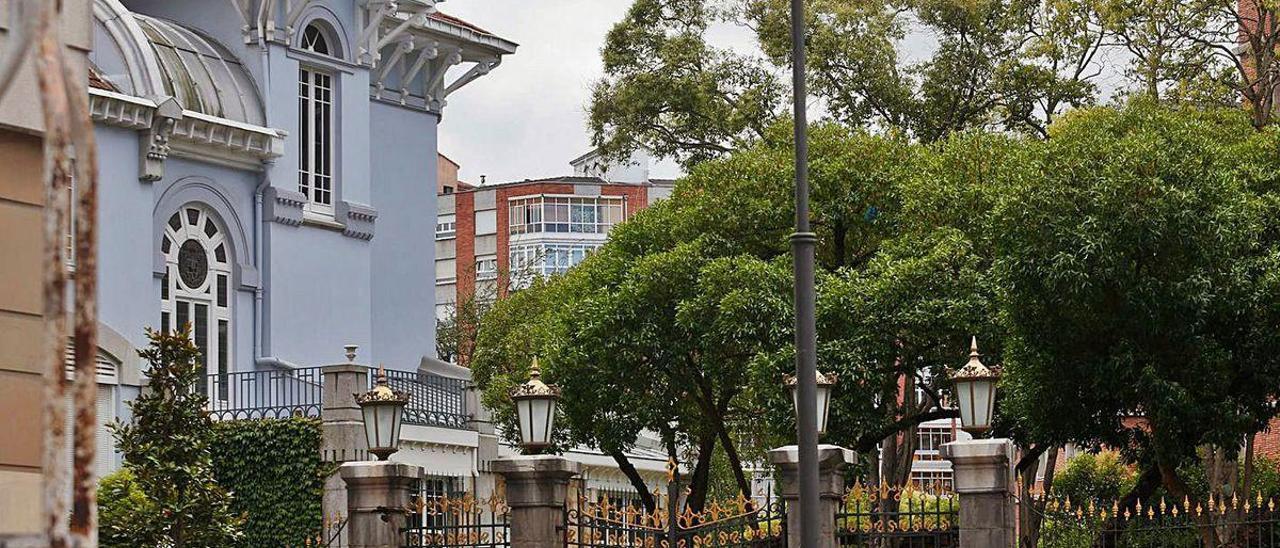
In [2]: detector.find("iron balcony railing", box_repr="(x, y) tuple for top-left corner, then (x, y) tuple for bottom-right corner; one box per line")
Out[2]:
(204, 366), (325, 420)
(203, 366), (471, 430)
(384, 369), (470, 430)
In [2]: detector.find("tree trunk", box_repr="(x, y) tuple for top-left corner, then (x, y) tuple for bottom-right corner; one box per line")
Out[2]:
(1018, 446), (1059, 548)
(610, 450), (658, 514)
(686, 434), (717, 512)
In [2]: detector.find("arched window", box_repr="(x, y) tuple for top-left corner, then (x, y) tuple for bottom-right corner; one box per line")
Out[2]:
(160, 205), (232, 400)
(300, 23), (331, 56)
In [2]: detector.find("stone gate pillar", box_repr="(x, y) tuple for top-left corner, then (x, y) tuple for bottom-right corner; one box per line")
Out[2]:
(768, 444), (853, 548)
(340, 461), (422, 548)
(492, 455), (581, 548)
(320, 352), (370, 547)
(941, 438), (1016, 548)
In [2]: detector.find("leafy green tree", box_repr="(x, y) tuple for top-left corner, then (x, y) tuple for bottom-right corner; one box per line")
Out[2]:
(473, 124), (994, 507)
(749, 0), (1109, 140)
(995, 102), (1280, 503)
(109, 327), (244, 547)
(589, 0), (785, 169)
(1098, 0), (1280, 129)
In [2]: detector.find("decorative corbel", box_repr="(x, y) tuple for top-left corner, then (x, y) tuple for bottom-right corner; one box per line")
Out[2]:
(424, 49), (462, 112)
(444, 57), (500, 98)
(139, 96), (183, 182)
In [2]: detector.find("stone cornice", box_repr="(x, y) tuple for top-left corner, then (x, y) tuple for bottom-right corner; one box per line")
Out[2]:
(89, 88), (286, 172)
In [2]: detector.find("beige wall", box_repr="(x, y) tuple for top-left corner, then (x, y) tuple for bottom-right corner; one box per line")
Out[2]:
(0, 126), (46, 535)
(438, 153), (460, 194)
(0, 0), (92, 134)
(0, 0), (91, 535)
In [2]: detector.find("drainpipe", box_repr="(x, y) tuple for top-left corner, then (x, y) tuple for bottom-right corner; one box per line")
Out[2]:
(251, 15), (296, 373)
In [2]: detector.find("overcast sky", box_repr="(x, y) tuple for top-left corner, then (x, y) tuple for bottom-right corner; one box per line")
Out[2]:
(437, 0), (743, 185)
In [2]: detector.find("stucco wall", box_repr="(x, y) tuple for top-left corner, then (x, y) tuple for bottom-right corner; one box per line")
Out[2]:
(369, 102), (438, 371)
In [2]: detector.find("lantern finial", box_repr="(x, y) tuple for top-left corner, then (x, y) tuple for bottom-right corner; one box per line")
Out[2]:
(512, 357), (561, 398)
(954, 339), (994, 381)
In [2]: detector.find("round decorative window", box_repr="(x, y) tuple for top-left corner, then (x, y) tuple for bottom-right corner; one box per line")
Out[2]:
(177, 239), (209, 288)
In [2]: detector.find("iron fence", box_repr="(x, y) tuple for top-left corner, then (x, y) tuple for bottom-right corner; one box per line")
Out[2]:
(203, 366), (472, 430)
(835, 483), (959, 548)
(1035, 495), (1280, 547)
(564, 468), (785, 548)
(403, 491), (510, 548)
(384, 369), (470, 429)
(205, 366), (324, 420)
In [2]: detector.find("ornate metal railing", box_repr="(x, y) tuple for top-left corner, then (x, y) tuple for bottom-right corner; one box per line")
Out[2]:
(1034, 494), (1280, 547)
(205, 367), (324, 420)
(384, 369), (470, 429)
(203, 366), (471, 430)
(565, 461), (785, 548)
(403, 493), (510, 547)
(835, 483), (959, 547)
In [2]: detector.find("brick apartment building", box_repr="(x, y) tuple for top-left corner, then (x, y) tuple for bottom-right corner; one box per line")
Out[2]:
(434, 149), (674, 325)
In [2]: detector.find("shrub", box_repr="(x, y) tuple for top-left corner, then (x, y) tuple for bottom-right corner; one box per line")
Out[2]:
(98, 469), (157, 548)
(1052, 451), (1136, 506)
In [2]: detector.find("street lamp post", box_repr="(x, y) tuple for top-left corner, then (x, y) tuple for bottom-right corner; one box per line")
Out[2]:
(788, 0), (822, 541)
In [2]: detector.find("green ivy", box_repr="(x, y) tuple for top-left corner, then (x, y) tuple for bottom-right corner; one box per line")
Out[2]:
(209, 418), (336, 548)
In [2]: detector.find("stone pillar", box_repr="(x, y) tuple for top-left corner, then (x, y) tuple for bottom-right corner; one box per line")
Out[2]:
(321, 361), (370, 547)
(768, 444), (853, 548)
(492, 455), (582, 548)
(941, 438), (1016, 548)
(340, 461), (422, 548)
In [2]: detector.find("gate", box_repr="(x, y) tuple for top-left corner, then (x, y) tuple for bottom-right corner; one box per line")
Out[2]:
(563, 462), (785, 548)
(402, 492), (510, 547)
(1033, 494), (1280, 547)
(835, 483), (959, 547)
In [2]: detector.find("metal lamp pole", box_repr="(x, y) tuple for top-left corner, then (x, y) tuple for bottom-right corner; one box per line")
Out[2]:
(789, 0), (822, 543)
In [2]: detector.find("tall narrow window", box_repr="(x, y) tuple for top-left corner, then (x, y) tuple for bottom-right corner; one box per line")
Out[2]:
(298, 67), (333, 212)
(160, 205), (233, 401)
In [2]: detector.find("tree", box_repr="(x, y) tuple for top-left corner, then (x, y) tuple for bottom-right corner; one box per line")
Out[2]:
(472, 124), (996, 507)
(436, 286), (496, 365)
(995, 102), (1280, 515)
(748, 0), (1109, 140)
(109, 327), (244, 546)
(589, 0), (785, 169)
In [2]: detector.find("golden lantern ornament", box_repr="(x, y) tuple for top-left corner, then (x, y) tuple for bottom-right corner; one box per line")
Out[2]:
(951, 337), (1000, 436)
(510, 357), (562, 453)
(355, 366), (410, 461)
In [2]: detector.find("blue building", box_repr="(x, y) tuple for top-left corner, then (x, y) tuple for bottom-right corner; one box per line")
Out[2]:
(82, 0), (514, 465)
(89, 0), (513, 372)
